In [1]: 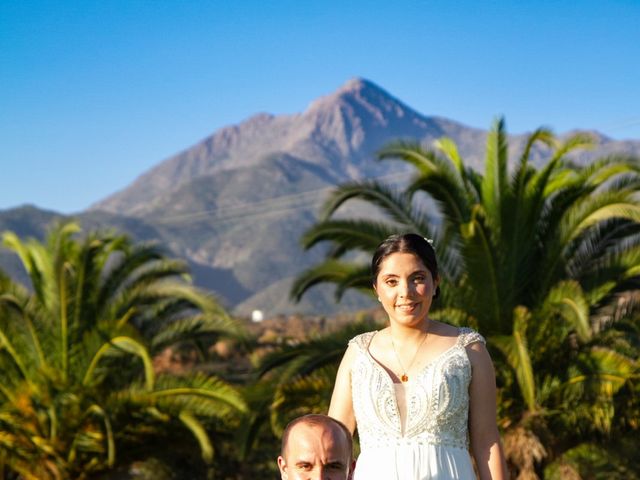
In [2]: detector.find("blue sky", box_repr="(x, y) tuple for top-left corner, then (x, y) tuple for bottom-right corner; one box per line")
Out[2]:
(1, 0), (639, 213)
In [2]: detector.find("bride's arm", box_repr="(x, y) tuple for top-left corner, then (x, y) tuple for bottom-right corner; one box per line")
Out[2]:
(328, 343), (357, 434)
(467, 342), (508, 480)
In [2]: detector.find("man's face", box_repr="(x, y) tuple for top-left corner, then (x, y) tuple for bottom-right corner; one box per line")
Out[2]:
(277, 423), (352, 480)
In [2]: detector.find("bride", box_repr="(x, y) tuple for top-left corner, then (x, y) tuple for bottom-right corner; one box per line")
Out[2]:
(328, 233), (507, 479)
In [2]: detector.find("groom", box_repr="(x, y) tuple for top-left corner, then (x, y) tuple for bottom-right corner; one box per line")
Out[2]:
(277, 414), (355, 480)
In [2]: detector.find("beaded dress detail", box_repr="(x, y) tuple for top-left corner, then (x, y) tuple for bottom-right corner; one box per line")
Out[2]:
(349, 327), (484, 479)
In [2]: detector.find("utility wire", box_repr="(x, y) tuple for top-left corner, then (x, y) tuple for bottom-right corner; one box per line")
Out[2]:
(596, 117), (640, 135)
(150, 119), (640, 228)
(155, 170), (413, 226)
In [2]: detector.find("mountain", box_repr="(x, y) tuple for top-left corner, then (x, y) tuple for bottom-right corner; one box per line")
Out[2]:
(92, 78), (470, 216)
(2, 78), (640, 317)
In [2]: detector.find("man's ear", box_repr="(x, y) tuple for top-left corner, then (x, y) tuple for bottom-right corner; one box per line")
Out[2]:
(347, 459), (356, 480)
(277, 456), (288, 479)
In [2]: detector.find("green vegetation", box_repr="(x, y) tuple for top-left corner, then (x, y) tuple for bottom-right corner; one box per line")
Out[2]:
(290, 119), (640, 478)
(0, 223), (246, 479)
(0, 119), (638, 478)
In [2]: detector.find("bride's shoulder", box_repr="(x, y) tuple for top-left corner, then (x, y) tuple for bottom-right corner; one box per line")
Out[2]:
(429, 320), (459, 339)
(430, 321), (485, 347)
(347, 330), (378, 350)
(457, 326), (486, 347)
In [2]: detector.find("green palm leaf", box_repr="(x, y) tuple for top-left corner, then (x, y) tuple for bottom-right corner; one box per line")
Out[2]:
(290, 260), (372, 302)
(320, 181), (430, 233)
(0, 222), (245, 476)
(179, 411), (214, 464)
(257, 321), (374, 380)
(288, 118), (640, 477)
(491, 307), (537, 412)
(481, 117), (509, 232)
(301, 219), (397, 256)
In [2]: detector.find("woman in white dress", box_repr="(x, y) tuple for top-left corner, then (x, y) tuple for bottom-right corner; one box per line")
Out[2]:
(329, 233), (507, 479)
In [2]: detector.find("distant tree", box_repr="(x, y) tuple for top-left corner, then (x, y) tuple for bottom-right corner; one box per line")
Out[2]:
(0, 223), (247, 479)
(290, 119), (640, 478)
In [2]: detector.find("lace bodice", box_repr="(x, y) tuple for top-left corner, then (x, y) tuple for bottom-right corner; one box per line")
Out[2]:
(349, 327), (485, 451)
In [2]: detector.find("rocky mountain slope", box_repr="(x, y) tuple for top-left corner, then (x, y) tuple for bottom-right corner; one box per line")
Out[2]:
(2, 78), (639, 317)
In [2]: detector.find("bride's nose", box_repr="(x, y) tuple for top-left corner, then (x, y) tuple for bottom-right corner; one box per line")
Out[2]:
(398, 280), (411, 298)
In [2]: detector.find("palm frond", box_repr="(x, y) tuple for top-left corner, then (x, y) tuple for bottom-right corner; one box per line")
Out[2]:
(95, 241), (175, 313)
(545, 440), (640, 480)
(459, 207), (505, 333)
(148, 373), (247, 415)
(541, 280), (591, 342)
(290, 260), (372, 302)
(269, 367), (335, 437)
(433, 137), (464, 174)
(319, 181), (429, 232)
(481, 117), (509, 232)
(407, 169), (471, 228)
(549, 132), (595, 164)
(256, 321), (374, 380)
(178, 411), (214, 464)
(378, 140), (441, 172)
(83, 336), (155, 390)
(0, 223), (245, 477)
(150, 313), (244, 352)
(301, 219), (396, 255)
(491, 306), (537, 412)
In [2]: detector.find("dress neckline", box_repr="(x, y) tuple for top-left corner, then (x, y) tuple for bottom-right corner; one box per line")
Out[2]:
(364, 329), (462, 386)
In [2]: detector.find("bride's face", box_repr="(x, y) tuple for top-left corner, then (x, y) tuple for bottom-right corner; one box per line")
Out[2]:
(374, 252), (438, 328)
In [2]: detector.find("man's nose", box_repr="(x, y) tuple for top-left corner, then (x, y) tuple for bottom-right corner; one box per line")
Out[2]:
(307, 468), (338, 480)
(305, 470), (323, 480)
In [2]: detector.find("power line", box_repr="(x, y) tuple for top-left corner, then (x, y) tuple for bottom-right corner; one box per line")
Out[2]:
(596, 117), (640, 134)
(155, 170), (413, 226)
(137, 121), (640, 229)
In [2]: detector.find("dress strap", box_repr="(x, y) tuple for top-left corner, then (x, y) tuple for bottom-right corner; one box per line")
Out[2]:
(457, 327), (486, 347)
(348, 331), (377, 351)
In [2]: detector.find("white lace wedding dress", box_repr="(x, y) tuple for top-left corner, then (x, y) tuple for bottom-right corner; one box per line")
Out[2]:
(349, 327), (483, 479)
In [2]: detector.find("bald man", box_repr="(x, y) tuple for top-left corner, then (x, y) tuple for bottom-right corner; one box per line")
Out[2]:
(277, 414), (355, 480)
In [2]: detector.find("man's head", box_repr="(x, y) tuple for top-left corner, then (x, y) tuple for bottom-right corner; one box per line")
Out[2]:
(277, 414), (354, 480)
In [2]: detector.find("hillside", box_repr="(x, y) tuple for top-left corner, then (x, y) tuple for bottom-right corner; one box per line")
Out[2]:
(2, 78), (640, 316)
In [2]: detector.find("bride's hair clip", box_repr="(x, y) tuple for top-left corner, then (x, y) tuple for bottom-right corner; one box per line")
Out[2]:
(424, 237), (434, 247)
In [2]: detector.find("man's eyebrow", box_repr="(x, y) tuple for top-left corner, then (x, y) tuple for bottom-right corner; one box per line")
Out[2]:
(326, 460), (347, 468)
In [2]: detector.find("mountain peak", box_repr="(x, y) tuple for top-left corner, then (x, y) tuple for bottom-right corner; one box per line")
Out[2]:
(299, 77), (433, 160)
(306, 77), (405, 113)
(336, 77), (383, 94)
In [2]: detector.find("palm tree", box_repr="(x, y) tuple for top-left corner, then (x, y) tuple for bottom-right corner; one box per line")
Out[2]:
(255, 318), (377, 434)
(224, 316), (376, 479)
(290, 119), (640, 478)
(0, 222), (247, 479)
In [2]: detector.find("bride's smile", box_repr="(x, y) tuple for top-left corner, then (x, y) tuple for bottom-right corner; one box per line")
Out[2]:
(374, 252), (439, 329)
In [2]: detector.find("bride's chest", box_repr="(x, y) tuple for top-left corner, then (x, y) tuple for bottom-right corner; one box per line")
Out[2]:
(351, 348), (472, 438)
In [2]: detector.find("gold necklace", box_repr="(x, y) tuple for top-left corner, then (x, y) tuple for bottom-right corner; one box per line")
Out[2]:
(390, 328), (429, 382)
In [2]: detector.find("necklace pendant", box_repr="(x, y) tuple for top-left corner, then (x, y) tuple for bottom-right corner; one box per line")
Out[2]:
(401, 374), (409, 382)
